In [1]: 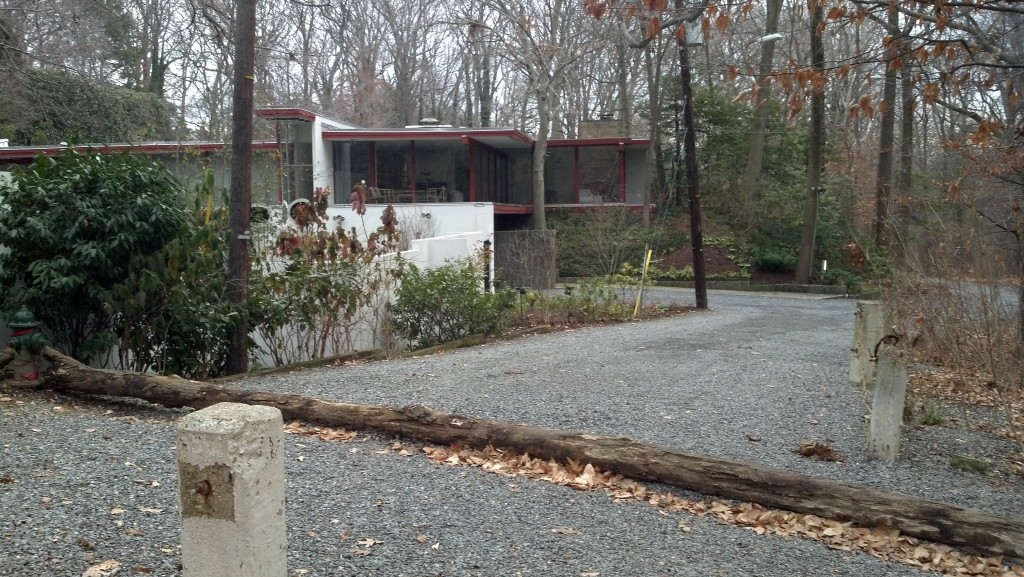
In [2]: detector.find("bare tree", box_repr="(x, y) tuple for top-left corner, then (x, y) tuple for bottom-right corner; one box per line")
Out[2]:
(483, 0), (606, 230)
(741, 0), (783, 227)
(795, 0), (825, 283)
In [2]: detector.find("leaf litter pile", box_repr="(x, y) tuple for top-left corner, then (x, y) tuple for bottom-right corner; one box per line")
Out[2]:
(284, 422), (1024, 577)
(910, 367), (1023, 439)
(793, 439), (844, 462)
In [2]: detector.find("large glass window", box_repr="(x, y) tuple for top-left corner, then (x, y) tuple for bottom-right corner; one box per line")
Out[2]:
(543, 148), (576, 203)
(376, 141), (409, 190)
(578, 147), (621, 202)
(473, 144), (509, 203)
(279, 120), (313, 202)
(411, 140), (468, 201)
(332, 141), (371, 202)
(509, 152), (532, 204)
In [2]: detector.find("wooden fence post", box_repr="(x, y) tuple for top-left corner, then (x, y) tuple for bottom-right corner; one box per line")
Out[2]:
(848, 300), (885, 388)
(177, 402), (287, 577)
(867, 345), (908, 462)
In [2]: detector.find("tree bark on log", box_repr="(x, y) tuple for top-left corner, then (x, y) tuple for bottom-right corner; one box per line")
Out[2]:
(39, 347), (1024, 563)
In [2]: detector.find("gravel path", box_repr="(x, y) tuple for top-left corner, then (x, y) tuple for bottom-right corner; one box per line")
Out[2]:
(2, 289), (1022, 577)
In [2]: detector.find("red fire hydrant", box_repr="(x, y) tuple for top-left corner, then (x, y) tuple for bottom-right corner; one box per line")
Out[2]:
(8, 306), (47, 381)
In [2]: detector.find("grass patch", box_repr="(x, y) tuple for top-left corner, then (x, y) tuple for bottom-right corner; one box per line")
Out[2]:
(950, 454), (989, 474)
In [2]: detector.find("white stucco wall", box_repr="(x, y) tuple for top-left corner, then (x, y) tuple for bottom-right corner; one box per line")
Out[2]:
(322, 202), (495, 243)
(311, 117), (333, 193)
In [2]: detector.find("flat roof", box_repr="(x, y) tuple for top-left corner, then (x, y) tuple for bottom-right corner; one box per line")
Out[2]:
(0, 142), (280, 163)
(256, 107), (359, 130)
(256, 108), (318, 122)
(548, 137), (650, 148)
(322, 129), (650, 151)
(322, 128), (535, 150)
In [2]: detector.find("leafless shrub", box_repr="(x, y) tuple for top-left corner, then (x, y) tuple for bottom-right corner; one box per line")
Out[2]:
(555, 207), (649, 278)
(395, 206), (438, 252)
(885, 204), (1024, 457)
(495, 230), (558, 290)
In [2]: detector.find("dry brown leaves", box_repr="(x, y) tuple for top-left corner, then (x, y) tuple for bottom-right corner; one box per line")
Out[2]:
(420, 443), (1023, 577)
(286, 421), (1023, 575)
(909, 366), (1023, 443)
(284, 422), (358, 442)
(793, 439), (844, 462)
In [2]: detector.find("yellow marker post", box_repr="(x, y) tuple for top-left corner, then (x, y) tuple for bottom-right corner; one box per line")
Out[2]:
(633, 248), (654, 318)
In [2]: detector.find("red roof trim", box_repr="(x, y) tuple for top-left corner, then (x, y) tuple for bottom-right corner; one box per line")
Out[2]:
(0, 142), (279, 162)
(493, 203), (533, 214)
(545, 203), (657, 214)
(322, 129), (534, 147)
(256, 108), (318, 122)
(547, 138), (650, 148)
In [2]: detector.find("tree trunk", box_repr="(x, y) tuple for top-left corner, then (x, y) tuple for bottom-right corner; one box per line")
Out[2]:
(226, 0), (256, 375)
(874, 6), (899, 250)
(37, 347), (1024, 563)
(895, 49), (915, 260)
(480, 54), (493, 128)
(795, 0), (825, 284)
(532, 86), (550, 231)
(677, 18), (707, 310)
(643, 41), (665, 229)
(741, 0), (783, 226)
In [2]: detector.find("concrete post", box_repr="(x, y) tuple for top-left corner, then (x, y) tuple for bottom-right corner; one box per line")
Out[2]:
(177, 403), (286, 577)
(866, 345), (907, 462)
(848, 300), (885, 388)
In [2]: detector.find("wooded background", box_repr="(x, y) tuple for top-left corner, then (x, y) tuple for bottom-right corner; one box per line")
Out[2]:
(2, 0), (1022, 280)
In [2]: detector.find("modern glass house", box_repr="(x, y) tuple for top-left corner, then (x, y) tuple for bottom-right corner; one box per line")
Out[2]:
(255, 108), (652, 226)
(1, 108), (652, 229)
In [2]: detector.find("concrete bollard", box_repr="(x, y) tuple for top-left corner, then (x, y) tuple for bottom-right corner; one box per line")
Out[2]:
(866, 345), (908, 462)
(848, 300), (885, 388)
(177, 403), (287, 577)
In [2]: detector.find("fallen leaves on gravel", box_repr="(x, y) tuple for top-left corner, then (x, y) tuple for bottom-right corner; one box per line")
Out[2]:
(351, 537), (380, 558)
(416, 443), (1022, 577)
(793, 439), (843, 462)
(82, 559), (120, 577)
(910, 366), (1023, 443)
(284, 422), (358, 442)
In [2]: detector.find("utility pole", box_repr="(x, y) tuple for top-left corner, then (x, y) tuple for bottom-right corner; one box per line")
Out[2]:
(676, 12), (707, 310)
(225, 0), (256, 375)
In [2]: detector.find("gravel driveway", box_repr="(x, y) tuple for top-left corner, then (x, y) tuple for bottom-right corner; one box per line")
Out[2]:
(2, 289), (1022, 576)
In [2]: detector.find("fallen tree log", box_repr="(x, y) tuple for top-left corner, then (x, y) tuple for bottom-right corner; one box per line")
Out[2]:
(40, 347), (1024, 563)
